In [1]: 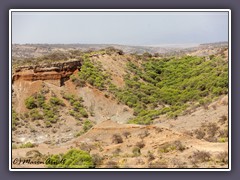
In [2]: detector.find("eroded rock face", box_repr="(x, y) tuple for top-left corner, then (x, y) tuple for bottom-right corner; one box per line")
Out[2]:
(12, 59), (82, 86)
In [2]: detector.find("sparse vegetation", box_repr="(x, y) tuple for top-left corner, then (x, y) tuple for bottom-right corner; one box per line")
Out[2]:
(215, 151), (228, 164)
(19, 142), (35, 148)
(92, 153), (103, 167)
(218, 129), (228, 139)
(206, 122), (219, 137)
(24, 93), (63, 126)
(105, 47), (124, 56)
(191, 122), (227, 142)
(113, 148), (122, 156)
(219, 115), (228, 124)
(147, 151), (155, 161)
(172, 140), (186, 151)
(77, 143), (93, 152)
(12, 109), (20, 130)
(105, 160), (119, 168)
(171, 158), (187, 168)
(159, 141), (186, 153)
(29, 109), (43, 120)
(191, 151), (211, 164)
(63, 94), (89, 119)
(194, 129), (206, 140)
(49, 97), (65, 106)
(75, 120), (94, 137)
(82, 120), (93, 132)
(12, 144), (18, 149)
(148, 160), (168, 168)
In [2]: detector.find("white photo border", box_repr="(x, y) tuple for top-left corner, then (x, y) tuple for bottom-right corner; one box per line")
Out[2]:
(9, 9), (231, 171)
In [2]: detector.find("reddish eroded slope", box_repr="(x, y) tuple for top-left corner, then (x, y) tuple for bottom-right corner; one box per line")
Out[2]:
(12, 59), (82, 86)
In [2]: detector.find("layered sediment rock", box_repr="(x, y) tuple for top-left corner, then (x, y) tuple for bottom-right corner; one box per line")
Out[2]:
(12, 59), (82, 86)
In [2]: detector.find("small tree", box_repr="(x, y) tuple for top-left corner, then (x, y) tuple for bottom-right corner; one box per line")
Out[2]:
(83, 120), (93, 132)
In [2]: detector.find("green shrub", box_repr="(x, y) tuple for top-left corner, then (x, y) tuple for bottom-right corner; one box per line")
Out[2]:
(62, 94), (76, 101)
(75, 120), (93, 137)
(46, 149), (94, 168)
(69, 110), (75, 116)
(47, 117), (58, 123)
(36, 94), (45, 107)
(49, 97), (65, 106)
(132, 147), (141, 156)
(79, 108), (88, 118)
(83, 120), (93, 132)
(25, 96), (37, 109)
(44, 109), (55, 118)
(218, 137), (227, 143)
(42, 103), (51, 110)
(45, 121), (52, 128)
(77, 57), (109, 90)
(29, 109), (43, 120)
(73, 101), (83, 111)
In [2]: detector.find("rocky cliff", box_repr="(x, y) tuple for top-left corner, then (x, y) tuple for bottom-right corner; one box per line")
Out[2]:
(12, 59), (82, 86)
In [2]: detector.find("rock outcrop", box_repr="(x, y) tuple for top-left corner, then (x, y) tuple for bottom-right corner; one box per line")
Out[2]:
(12, 59), (82, 86)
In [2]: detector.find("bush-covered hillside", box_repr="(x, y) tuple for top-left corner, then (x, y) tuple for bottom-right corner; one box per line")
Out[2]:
(23, 91), (91, 128)
(99, 55), (226, 125)
(68, 50), (228, 125)
(13, 48), (228, 126)
(124, 56), (227, 124)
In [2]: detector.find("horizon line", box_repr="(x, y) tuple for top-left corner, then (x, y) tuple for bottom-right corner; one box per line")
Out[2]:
(12, 41), (228, 46)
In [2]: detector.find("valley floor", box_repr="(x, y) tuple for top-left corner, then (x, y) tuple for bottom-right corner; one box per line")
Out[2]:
(12, 95), (229, 169)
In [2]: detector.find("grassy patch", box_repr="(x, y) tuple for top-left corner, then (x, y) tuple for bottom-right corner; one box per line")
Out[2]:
(19, 142), (35, 148)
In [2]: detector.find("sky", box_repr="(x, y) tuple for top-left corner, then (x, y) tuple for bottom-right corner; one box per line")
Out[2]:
(12, 11), (229, 46)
